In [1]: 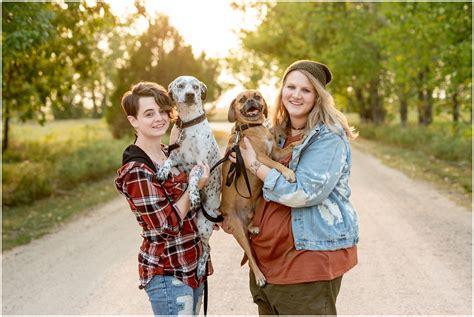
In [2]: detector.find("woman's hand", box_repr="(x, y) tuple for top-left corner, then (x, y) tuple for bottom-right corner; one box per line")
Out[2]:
(190, 161), (210, 190)
(228, 137), (258, 170)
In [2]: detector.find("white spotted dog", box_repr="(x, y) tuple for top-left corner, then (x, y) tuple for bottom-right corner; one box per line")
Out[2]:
(157, 75), (222, 278)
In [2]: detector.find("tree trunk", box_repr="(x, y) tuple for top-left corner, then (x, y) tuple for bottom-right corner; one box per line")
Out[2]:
(452, 91), (460, 123)
(91, 88), (99, 118)
(399, 92), (408, 127)
(101, 81), (108, 117)
(417, 71), (425, 125)
(3, 102), (10, 151)
(423, 86), (433, 125)
(355, 87), (371, 123)
(370, 78), (385, 124)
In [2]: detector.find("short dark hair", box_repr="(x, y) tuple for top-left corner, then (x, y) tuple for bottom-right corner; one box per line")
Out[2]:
(121, 81), (176, 120)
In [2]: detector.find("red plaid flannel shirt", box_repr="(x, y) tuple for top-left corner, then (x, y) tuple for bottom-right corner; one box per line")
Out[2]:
(115, 161), (210, 289)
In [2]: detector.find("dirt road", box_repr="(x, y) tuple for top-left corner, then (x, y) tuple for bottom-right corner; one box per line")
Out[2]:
(2, 130), (472, 315)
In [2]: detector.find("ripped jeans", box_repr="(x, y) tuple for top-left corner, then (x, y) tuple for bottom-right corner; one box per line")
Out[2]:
(144, 275), (204, 316)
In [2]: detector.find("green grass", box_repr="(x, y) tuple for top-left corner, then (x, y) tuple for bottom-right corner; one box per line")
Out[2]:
(2, 175), (120, 251)
(2, 119), (133, 206)
(2, 120), (231, 251)
(352, 138), (471, 209)
(356, 122), (471, 164)
(348, 112), (472, 209)
(2, 119), (134, 250)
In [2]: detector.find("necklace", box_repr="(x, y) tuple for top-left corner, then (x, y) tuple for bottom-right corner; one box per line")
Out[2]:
(290, 125), (306, 130)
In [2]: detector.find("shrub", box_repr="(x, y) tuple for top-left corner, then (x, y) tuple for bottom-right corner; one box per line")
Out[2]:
(2, 161), (54, 206)
(2, 120), (131, 207)
(357, 122), (471, 164)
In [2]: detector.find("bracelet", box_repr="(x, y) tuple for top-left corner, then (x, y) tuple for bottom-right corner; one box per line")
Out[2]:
(248, 160), (263, 175)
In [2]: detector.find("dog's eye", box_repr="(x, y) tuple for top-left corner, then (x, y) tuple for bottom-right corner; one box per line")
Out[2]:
(239, 97), (246, 103)
(192, 85), (199, 90)
(177, 84), (184, 89)
(254, 95), (261, 100)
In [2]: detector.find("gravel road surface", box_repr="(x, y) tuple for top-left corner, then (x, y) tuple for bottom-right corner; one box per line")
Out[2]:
(2, 127), (471, 315)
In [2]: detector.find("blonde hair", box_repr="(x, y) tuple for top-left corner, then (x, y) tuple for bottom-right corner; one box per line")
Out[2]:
(272, 69), (358, 140)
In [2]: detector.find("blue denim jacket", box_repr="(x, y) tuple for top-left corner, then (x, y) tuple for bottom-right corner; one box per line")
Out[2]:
(262, 123), (359, 251)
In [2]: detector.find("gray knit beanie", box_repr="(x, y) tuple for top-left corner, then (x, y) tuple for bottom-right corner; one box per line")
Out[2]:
(282, 60), (332, 86)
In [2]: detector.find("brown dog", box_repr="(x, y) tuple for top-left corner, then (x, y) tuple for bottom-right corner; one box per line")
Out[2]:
(219, 90), (299, 287)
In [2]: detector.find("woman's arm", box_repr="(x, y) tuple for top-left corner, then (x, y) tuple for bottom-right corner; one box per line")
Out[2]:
(125, 162), (210, 235)
(236, 135), (346, 208)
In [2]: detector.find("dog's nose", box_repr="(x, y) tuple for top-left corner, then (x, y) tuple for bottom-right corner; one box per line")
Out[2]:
(185, 92), (195, 99)
(246, 99), (256, 106)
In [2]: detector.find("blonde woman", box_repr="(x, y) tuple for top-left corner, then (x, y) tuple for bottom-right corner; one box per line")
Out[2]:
(227, 60), (359, 315)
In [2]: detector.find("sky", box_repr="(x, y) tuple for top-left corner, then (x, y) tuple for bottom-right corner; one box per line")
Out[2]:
(108, 0), (260, 58)
(107, 0), (274, 109)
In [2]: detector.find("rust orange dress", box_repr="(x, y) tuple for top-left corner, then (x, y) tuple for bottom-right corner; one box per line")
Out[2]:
(250, 133), (358, 284)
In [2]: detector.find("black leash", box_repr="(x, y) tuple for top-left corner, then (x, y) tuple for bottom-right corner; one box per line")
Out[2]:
(225, 143), (253, 199)
(198, 147), (234, 224)
(204, 265), (209, 315)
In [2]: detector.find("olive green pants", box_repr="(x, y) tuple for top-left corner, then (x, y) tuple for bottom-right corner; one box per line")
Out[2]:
(249, 272), (343, 315)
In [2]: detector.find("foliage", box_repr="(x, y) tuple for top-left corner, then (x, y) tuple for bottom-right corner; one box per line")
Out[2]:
(3, 176), (119, 251)
(2, 1), (119, 149)
(106, 14), (222, 139)
(2, 119), (132, 207)
(356, 122), (472, 164)
(231, 2), (472, 126)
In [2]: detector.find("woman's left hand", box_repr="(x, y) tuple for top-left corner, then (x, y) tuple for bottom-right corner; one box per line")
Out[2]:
(228, 137), (258, 170)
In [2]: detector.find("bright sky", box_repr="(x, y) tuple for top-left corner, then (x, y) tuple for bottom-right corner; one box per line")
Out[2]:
(108, 0), (260, 58)
(107, 0), (274, 109)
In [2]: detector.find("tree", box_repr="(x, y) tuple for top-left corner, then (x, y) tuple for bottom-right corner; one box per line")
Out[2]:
(232, 2), (471, 127)
(106, 14), (222, 138)
(2, 2), (55, 150)
(2, 1), (118, 150)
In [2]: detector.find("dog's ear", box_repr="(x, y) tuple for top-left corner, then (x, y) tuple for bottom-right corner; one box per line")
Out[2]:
(200, 81), (207, 101)
(262, 97), (268, 118)
(167, 82), (175, 102)
(227, 98), (237, 123)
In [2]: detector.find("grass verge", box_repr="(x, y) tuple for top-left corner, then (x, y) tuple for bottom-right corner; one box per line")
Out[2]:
(2, 175), (120, 251)
(352, 137), (472, 210)
(2, 129), (231, 251)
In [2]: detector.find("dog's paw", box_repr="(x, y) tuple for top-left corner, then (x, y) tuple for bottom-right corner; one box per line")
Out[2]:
(254, 271), (267, 288)
(248, 225), (260, 236)
(282, 169), (296, 183)
(257, 276), (267, 288)
(156, 159), (173, 181)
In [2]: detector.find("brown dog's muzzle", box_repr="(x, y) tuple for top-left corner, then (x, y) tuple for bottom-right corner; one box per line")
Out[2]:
(241, 99), (263, 118)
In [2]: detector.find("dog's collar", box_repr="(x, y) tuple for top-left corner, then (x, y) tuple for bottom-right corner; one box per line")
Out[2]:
(176, 113), (207, 129)
(234, 122), (262, 133)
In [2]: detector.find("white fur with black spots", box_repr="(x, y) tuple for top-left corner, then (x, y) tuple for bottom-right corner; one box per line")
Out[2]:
(158, 75), (222, 279)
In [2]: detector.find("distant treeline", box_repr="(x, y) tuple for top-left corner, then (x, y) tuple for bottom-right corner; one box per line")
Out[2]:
(229, 2), (472, 126)
(3, 2), (471, 151)
(2, 2), (221, 149)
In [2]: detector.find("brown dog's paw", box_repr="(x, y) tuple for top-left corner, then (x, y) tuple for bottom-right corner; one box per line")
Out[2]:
(282, 169), (296, 183)
(248, 225), (260, 235)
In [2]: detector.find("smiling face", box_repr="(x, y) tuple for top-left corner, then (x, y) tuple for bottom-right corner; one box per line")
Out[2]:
(128, 96), (170, 140)
(228, 90), (268, 124)
(282, 70), (317, 125)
